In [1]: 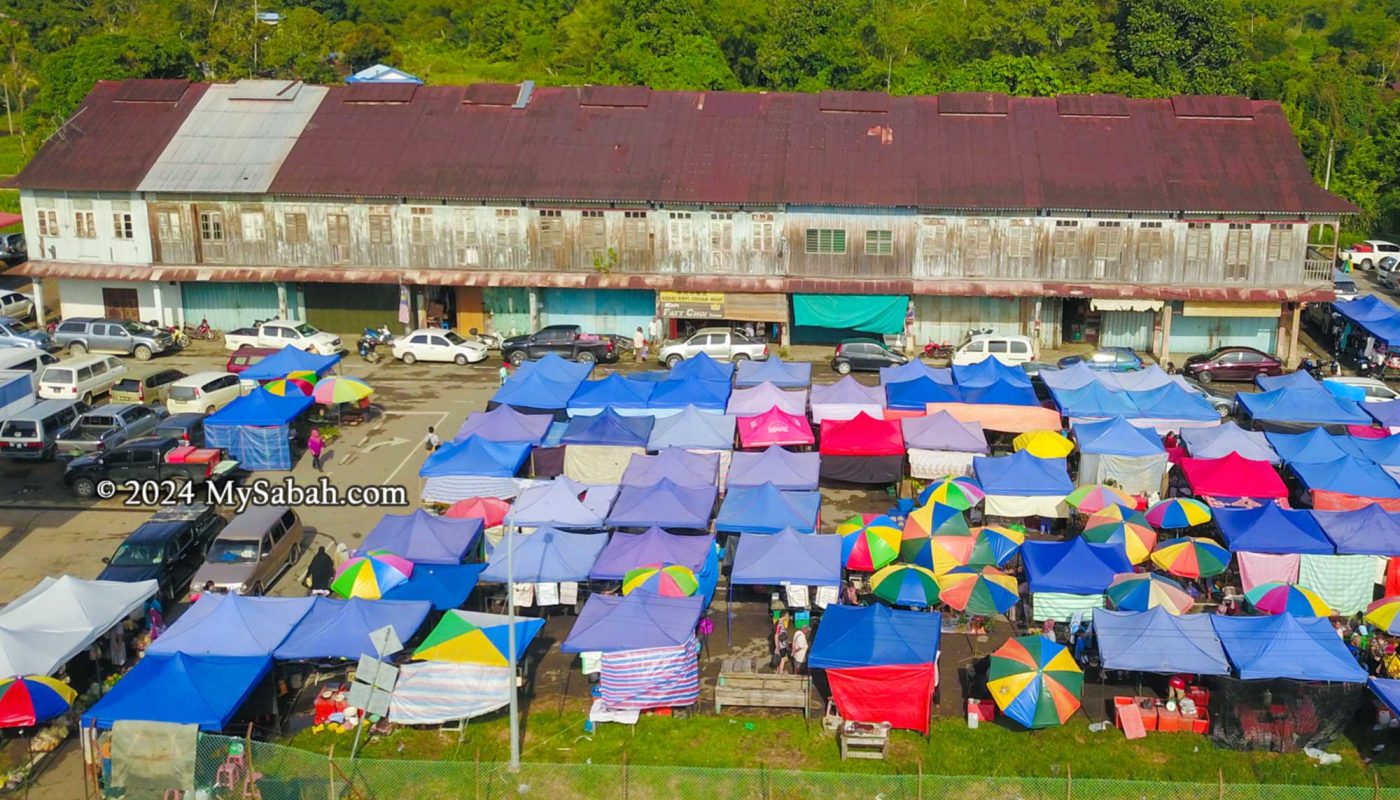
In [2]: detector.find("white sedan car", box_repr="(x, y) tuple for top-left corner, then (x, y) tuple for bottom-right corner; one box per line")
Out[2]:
(392, 328), (489, 365)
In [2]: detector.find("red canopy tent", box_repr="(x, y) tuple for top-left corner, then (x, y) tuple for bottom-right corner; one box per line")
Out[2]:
(736, 406), (814, 449)
(1180, 452), (1288, 500)
(818, 412), (905, 484)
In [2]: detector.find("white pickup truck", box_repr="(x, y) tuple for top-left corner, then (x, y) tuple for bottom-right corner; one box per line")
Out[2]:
(223, 320), (342, 355)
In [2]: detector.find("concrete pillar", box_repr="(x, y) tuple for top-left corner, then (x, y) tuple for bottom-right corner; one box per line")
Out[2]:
(528, 287), (540, 331)
(1158, 303), (1173, 368)
(151, 281), (164, 327)
(30, 280), (45, 327)
(276, 283), (289, 319)
(1286, 303), (1302, 368)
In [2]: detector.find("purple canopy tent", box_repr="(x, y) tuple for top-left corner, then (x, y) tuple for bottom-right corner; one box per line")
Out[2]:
(726, 382), (808, 416)
(590, 527), (716, 579)
(727, 446), (820, 491)
(355, 509), (482, 564)
(454, 405), (553, 445)
(606, 478), (718, 529)
(734, 356), (812, 389)
(810, 376), (885, 423)
(561, 593), (705, 652)
(902, 410), (989, 452)
(512, 478), (618, 529)
(621, 448), (721, 489)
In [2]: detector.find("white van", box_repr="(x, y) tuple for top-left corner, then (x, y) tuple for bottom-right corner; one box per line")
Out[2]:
(0, 348), (59, 375)
(951, 334), (1035, 367)
(167, 371), (244, 415)
(37, 355), (126, 403)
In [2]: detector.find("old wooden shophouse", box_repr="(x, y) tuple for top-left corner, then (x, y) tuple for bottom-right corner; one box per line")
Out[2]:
(10, 80), (1352, 363)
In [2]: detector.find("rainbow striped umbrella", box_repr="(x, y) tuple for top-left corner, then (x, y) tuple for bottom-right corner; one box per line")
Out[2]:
(312, 376), (374, 405)
(900, 503), (970, 567)
(286, 370), (319, 385)
(916, 477), (985, 510)
(967, 525), (1025, 568)
(1086, 503), (1139, 523)
(263, 377), (313, 397)
(1013, 430), (1075, 458)
(913, 534), (976, 573)
(936, 567), (1019, 615)
(622, 563), (699, 597)
(0, 676), (76, 727)
(1145, 498), (1213, 529)
(332, 550), (413, 599)
(413, 615), (511, 666)
(838, 514), (902, 571)
(1105, 572), (1194, 615)
(869, 563), (941, 608)
(1245, 582), (1332, 617)
(1367, 596), (1400, 635)
(1150, 536), (1230, 579)
(988, 636), (1083, 729)
(1066, 485), (1136, 514)
(1082, 511), (1156, 564)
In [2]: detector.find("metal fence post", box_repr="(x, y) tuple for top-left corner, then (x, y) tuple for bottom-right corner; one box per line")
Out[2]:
(622, 753), (628, 800)
(1066, 763), (1072, 800)
(474, 750), (480, 800)
(327, 745), (336, 800)
(1218, 768), (1224, 800)
(917, 759), (924, 800)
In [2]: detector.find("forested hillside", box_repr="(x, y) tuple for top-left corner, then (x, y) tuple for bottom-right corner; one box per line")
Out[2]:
(1, 0), (1397, 234)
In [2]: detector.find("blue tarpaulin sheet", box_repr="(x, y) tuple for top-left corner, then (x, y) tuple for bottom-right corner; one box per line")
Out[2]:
(83, 653), (271, 731)
(1022, 538), (1132, 594)
(732, 527), (842, 587)
(479, 528), (607, 583)
(1237, 386), (1371, 426)
(1094, 608), (1231, 675)
(205, 421), (294, 471)
(239, 346), (340, 381)
(1216, 502), (1335, 554)
(1312, 505), (1400, 555)
(380, 563), (483, 610)
(273, 598), (431, 660)
(715, 484), (821, 534)
(1212, 613), (1367, 682)
(808, 604), (941, 668)
(147, 594), (314, 657)
(1291, 456), (1400, 498)
(562, 593), (704, 653)
(358, 510), (482, 564)
(419, 436), (531, 478)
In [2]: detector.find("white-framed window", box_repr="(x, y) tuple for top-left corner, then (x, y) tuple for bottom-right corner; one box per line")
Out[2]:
(409, 207), (433, 246)
(623, 211), (648, 251)
(74, 211), (97, 239)
(36, 209), (58, 237)
(1266, 223), (1294, 263)
(751, 213), (775, 252)
(668, 211), (694, 250)
(804, 228), (846, 254)
(1225, 223), (1252, 280)
(865, 229), (893, 256)
(368, 206), (393, 245)
(710, 212), (733, 252)
(1136, 221), (1164, 261)
(239, 209), (265, 242)
(112, 212), (134, 240)
(283, 212), (308, 245)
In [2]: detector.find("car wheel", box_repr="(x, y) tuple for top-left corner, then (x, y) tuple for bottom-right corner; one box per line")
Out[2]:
(508, 350), (526, 367)
(1363, 259), (1375, 270)
(402, 352), (417, 365)
(666, 355), (683, 369)
(72, 478), (96, 498)
(1196, 370), (1214, 385)
(835, 360), (852, 375)
(732, 353), (751, 363)
(454, 354), (468, 366)
(577, 351), (597, 365)
(133, 345), (152, 361)
(68, 342), (86, 355)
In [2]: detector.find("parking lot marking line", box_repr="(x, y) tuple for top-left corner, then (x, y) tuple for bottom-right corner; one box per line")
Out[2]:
(383, 410), (449, 485)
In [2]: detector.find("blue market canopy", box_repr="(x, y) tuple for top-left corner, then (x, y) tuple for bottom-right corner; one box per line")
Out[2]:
(513, 353), (593, 383)
(1215, 502), (1334, 555)
(959, 378), (1038, 407)
(204, 389), (315, 470)
(952, 358), (1032, 389)
(1290, 456), (1400, 499)
(1052, 382), (1139, 419)
(479, 527), (607, 583)
(879, 361), (953, 386)
(1094, 608), (1231, 675)
(147, 594), (314, 657)
(974, 451), (1075, 497)
(1237, 386), (1371, 426)
(239, 346), (340, 381)
(207, 388), (313, 426)
(734, 356), (812, 388)
(562, 593), (704, 653)
(621, 448), (720, 489)
(1022, 538), (1132, 594)
(1266, 429), (1360, 464)
(732, 527), (842, 587)
(902, 410), (989, 452)
(381, 563), (484, 610)
(1128, 383), (1219, 423)
(1333, 295), (1400, 346)
(1179, 422), (1280, 464)
(606, 479), (717, 529)
(715, 483), (822, 534)
(1371, 678), (1400, 720)
(1212, 613), (1367, 682)
(727, 446), (820, 491)
(419, 436), (531, 478)
(83, 653), (271, 731)
(647, 405), (736, 450)
(885, 376), (962, 410)
(1072, 416), (1164, 456)
(1311, 505), (1400, 555)
(1038, 362), (1099, 392)
(273, 598), (431, 660)
(568, 373), (656, 414)
(1367, 401), (1400, 429)
(667, 352), (734, 382)
(560, 408), (653, 446)
(490, 372), (581, 413)
(590, 527), (716, 580)
(649, 378), (731, 413)
(512, 479), (616, 529)
(1256, 371), (1322, 392)
(1349, 435), (1400, 467)
(455, 405), (553, 445)
(357, 510), (482, 564)
(808, 604), (941, 669)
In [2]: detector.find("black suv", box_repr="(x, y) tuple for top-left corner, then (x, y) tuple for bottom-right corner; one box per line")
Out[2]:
(832, 338), (908, 374)
(97, 505), (226, 601)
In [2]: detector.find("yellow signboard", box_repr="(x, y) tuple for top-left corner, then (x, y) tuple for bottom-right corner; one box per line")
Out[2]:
(659, 291), (726, 305)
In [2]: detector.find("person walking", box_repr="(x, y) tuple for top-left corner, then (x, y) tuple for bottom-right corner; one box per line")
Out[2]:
(305, 546), (336, 596)
(423, 425), (442, 453)
(308, 429), (325, 471)
(633, 326), (646, 361)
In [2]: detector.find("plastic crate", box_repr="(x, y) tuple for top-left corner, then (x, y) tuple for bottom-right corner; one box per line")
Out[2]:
(1191, 709), (1210, 735)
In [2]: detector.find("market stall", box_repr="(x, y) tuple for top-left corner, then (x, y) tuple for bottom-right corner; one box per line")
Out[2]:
(902, 411), (988, 480)
(818, 413), (905, 484)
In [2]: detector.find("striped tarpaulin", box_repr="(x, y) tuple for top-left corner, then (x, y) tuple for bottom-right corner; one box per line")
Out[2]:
(600, 636), (700, 710)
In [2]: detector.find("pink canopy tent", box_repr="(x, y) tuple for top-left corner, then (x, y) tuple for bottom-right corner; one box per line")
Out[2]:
(736, 406), (815, 449)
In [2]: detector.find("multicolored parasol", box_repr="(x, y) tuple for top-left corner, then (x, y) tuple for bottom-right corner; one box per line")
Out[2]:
(903, 502), (971, 540)
(907, 534), (975, 573)
(312, 376), (374, 405)
(0, 676), (76, 727)
(838, 514), (903, 571)
(1145, 497), (1213, 529)
(869, 563), (941, 608)
(1082, 510), (1157, 564)
(412, 616), (512, 666)
(262, 377), (313, 397)
(1104, 572), (1194, 615)
(1065, 485), (1136, 514)
(332, 550), (414, 599)
(1150, 536), (1231, 579)
(988, 636), (1084, 729)
(967, 525), (1026, 568)
(621, 563), (699, 597)
(285, 370), (319, 385)
(444, 497), (511, 528)
(1012, 430), (1075, 459)
(935, 567), (1019, 615)
(1086, 503), (1140, 523)
(1245, 582), (1332, 617)
(916, 477), (985, 510)
(1367, 596), (1400, 635)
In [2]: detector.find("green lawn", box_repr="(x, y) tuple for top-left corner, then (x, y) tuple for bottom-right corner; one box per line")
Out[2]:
(0, 134), (27, 179)
(281, 701), (1400, 788)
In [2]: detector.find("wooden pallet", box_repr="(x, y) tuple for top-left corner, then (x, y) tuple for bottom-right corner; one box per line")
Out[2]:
(714, 658), (810, 718)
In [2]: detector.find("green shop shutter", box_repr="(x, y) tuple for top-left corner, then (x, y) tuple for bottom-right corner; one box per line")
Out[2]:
(792, 294), (907, 334)
(303, 283), (400, 335)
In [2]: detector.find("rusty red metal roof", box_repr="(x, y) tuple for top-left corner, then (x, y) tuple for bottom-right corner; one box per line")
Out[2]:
(15, 80), (209, 192)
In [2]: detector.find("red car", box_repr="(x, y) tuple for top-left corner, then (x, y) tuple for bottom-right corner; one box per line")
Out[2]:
(1181, 346), (1283, 384)
(224, 346), (278, 375)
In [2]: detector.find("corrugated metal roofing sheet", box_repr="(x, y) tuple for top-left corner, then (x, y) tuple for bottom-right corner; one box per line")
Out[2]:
(137, 83), (327, 194)
(16, 80), (208, 192)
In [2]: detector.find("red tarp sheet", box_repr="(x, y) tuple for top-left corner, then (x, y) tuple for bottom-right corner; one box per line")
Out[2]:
(1180, 452), (1288, 499)
(1312, 491), (1400, 512)
(736, 407), (814, 449)
(826, 663), (937, 734)
(924, 403), (1062, 434)
(819, 413), (904, 456)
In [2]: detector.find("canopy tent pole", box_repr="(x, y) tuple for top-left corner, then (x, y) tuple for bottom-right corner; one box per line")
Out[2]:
(726, 581), (733, 648)
(506, 503), (521, 773)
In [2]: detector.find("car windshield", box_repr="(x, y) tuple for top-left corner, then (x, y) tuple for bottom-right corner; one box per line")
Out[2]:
(119, 322), (147, 335)
(1, 421), (36, 438)
(109, 541), (165, 567)
(169, 386), (198, 401)
(444, 331), (467, 345)
(294, 323), (318, 336)
(206, 539), (259, 563)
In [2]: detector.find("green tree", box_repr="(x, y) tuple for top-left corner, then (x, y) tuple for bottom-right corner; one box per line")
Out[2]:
(261, 7), (338, 83)
(937, 55), (1074, 95)
(1115, 0), (1247, 93)
(340, 23), (398, 72)
(29, 32), (195, 134)
(591, 0), (737, 90)
(756, 0), (866, 90)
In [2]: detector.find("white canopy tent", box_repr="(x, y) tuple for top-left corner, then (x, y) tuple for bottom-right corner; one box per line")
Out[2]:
(0, 576), (158, 676)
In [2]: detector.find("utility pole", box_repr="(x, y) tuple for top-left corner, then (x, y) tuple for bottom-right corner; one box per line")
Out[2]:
(1324, 137), (1335, 191)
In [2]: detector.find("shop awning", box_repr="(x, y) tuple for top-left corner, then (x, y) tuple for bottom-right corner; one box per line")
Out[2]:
(1180, 301), (1281, 318)
(1091, 299), (1162, 312)
(793, 294), (907, 334)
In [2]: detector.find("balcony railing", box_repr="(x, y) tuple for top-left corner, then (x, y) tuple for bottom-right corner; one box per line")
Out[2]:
(1303, 259), (1334, 284)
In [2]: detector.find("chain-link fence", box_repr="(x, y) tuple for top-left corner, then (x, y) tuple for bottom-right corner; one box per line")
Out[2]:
(99, 734), (1400, 800)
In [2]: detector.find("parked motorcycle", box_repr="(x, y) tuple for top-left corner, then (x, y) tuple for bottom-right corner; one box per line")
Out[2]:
(357, 335), (382, 364)
(921, 341), (955, 360)
(184, 317), (215, 341)
(467, 328), (503, 351)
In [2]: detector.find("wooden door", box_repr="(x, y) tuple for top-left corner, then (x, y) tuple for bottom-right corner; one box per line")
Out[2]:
(102, 288), (140, 321)
(454, 286), (486, 333)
